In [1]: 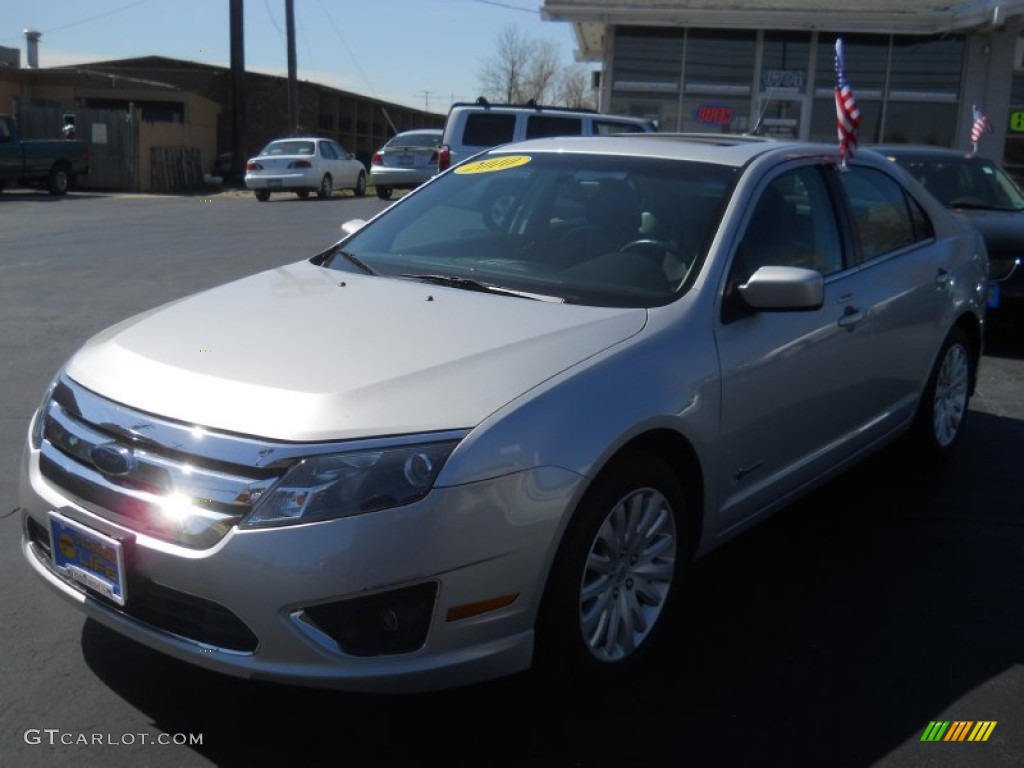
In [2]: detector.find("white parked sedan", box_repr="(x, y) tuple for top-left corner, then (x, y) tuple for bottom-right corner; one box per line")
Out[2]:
(20, 135), (988, 694)
(244, 137), (367, 201)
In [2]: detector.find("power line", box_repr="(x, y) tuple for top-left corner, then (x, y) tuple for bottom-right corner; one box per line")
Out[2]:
(315, 0), (377, 98)
(472, 0), (538, 13)
(0, 0), (150, 42)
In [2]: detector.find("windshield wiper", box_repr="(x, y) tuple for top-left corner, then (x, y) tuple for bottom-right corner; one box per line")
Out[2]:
(335, 249), (376, 275)
(398, 273), (565, 303)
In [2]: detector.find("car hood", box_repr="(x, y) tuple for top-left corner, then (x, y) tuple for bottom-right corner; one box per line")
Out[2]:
(953, 208), (1024, 253)
(65, 261), (647, 442)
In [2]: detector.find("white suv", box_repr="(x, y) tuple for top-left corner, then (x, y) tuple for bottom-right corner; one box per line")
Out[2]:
(438, 99), (656, 171)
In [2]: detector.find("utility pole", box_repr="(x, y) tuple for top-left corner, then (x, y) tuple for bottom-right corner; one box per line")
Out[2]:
(421, 90), (433, 113)
(285, 0), (298, 132)
(229, 0), (246, 181)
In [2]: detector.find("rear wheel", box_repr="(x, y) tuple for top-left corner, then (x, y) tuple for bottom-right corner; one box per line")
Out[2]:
(353, 171), (367, 197)
(908, 326), (974, 463)
(254, 190), (270, 202)
(48, 163), (71, 195)
(376, 187), (393, 200)
(317, 174), (333, 199)
(535, 450), (686, 688)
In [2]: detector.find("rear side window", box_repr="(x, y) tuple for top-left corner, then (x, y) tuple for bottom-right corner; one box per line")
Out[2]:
(462, 114), (516, 147)
(838, 167), (932, 263)
(526, 115), (583, 139)
(594, 119), (648, 135)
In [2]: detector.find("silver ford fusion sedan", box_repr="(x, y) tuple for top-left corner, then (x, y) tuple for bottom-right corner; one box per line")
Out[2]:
(19, 135), (987, 693)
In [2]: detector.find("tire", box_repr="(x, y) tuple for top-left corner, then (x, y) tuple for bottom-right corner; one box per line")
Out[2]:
(48, 163), (71, 195)
(908, 326), (974, 464)
(534, 450), (686, 688)
(376, 187), (393, 200)
(297, 190), (310, 199)
(254, 190), (270, 202)
(353, 171), (367, 197)
(317, 174), (333, 199)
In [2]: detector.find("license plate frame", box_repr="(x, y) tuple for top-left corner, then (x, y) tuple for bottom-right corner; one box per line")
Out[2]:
(49, 511), (128, 606)
(267, 178), (283, 189)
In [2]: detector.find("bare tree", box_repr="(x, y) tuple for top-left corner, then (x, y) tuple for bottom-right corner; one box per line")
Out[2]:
(478, 26), (566, 105)
(558, 65), (597, 110)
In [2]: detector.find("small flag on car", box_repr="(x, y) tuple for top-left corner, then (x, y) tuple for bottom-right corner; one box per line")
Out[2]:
(834, 38), (861, 169)
(970, 105), (993, 151)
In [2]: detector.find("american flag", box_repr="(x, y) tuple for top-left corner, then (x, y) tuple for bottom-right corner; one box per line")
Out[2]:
(971, 105), (993, 145)
(834, 38), (861, 164)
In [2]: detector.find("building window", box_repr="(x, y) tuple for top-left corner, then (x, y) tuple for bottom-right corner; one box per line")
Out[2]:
(612, 26), (683, 93)
(761, 31), (811, 94)
(685, 29), (756, 95)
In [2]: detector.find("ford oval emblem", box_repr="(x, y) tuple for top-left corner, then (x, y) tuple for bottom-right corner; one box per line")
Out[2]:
(89, 443), (136, 476)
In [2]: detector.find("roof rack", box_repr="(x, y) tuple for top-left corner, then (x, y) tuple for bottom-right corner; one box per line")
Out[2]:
(447, 97), (599, 115)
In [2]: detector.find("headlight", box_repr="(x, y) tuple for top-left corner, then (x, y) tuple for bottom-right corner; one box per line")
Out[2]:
(30, 373), (61, 450)
(242, 441), (458, 527)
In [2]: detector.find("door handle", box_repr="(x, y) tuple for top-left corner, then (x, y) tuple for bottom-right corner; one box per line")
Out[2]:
(935, 268), (951, 286)
(837, 304), (865, 328)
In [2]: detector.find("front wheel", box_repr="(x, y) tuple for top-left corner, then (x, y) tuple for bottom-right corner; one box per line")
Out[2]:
(353, 171), (367, 197)
(376, 186), (393, 200)
(535, 450), (686, 688)
(908, 326), (974, 463)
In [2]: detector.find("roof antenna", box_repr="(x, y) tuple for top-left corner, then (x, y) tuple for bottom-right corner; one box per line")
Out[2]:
(746, 89), (774, 136)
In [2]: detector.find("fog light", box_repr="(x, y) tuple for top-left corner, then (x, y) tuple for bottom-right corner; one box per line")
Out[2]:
(302, 582), (438, 656)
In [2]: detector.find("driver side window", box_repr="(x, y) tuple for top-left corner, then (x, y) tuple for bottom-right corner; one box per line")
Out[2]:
(735, 166), (843, 281)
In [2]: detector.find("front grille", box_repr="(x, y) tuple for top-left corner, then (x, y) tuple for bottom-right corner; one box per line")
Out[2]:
(124, 579), (258, 652)
(37, 375), (291, 548)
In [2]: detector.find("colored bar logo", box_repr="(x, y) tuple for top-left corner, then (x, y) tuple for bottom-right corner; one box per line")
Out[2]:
(921, 721), (997, 742)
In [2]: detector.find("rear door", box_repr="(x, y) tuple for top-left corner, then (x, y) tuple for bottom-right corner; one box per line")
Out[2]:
(832, 165), (952, 422)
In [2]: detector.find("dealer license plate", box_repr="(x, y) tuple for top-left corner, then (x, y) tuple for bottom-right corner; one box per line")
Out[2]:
(397, 154), (414, 166)
(49, 511), (127, 606)
(267, 179), (283, 189)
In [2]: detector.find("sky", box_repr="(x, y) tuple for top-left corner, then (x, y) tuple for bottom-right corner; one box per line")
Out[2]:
(0, 0), (583, 113)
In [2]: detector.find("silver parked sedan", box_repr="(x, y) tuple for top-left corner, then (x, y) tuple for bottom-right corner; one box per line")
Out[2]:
(369, 128), (442, 200)
(244, 136), (367, 201)
(19, 135), (987, 693)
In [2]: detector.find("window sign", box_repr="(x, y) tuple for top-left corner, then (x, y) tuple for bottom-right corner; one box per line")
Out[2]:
(694, 103), (735, 126)
(761, 69), (804, 92)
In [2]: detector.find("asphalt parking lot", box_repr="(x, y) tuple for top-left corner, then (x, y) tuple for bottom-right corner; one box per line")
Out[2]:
(1, 188), (1022, 768)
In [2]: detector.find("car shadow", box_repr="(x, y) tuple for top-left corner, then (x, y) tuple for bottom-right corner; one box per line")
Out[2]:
(80, 410), (1024, 767)
(0, 189), (113, 201)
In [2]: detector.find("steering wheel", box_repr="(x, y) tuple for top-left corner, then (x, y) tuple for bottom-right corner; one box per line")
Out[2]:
(619, 238), (683, 259)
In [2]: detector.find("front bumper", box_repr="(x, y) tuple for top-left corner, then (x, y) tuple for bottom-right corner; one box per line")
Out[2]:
(20, 419), (582, 692)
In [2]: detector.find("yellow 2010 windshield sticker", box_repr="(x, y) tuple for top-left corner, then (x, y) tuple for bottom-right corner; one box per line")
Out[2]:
(454, 155), (532, 174)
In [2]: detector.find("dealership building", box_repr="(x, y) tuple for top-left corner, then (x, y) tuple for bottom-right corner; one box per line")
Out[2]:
(542, 0), (1024, 176)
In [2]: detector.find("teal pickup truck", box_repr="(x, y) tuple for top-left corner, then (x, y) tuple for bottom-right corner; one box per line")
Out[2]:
(0, 114), (90, 195)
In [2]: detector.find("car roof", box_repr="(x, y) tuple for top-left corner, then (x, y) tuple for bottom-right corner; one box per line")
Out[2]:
(866, 144), (978, 159)
(480, 133), (864, 169)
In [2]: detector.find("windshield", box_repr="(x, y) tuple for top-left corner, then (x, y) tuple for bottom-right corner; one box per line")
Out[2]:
(321, 151), (735, 307)
(891, 154), (1024, 211)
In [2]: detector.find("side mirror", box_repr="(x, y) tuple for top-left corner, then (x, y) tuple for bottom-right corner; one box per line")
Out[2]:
(346, 152), (355, 161)
(738, 266), (824, 311)
(340, 218), (367, 236)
